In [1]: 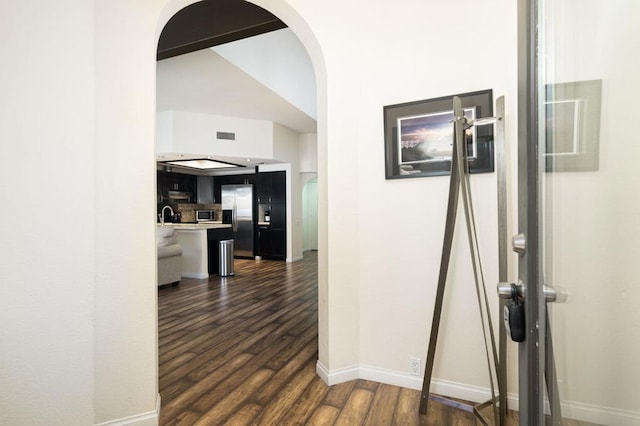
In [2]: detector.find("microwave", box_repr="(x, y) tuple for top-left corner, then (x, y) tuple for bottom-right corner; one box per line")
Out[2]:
(195, 210), (216, 222)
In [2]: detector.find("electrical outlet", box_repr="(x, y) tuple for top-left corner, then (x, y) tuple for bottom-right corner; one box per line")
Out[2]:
(409, 357), (421, 376)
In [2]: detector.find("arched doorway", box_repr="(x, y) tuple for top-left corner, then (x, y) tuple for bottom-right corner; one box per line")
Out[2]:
(154, 1), (327, 422)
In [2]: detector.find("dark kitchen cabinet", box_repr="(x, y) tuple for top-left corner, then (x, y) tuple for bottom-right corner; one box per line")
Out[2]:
(257, 225), (285, 260)
(269, 203), (286, 229)
(256, 171), (286, 260)
(212, 176), (227, 205)
(207, 227), (234, 275)
(269, 229), (286, 259)
(256, 171), (285, 203)
(257, 225), (271, 258)
(270, 171), (285, 203)
(256, 173), (271, 204)
(165, 171), (196, 193)
(157, 171), (196, 203)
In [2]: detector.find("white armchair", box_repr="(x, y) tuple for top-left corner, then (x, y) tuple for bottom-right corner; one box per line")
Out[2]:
(157, 227), (182, 286)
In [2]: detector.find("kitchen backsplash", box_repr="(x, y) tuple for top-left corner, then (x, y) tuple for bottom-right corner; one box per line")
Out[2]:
(176, 203), (222, 223)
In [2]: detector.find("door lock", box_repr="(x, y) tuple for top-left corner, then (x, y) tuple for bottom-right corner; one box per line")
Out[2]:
(497, 281), (526, 342)
(504, 300), (526, 342)
(497, 281), (559, 343)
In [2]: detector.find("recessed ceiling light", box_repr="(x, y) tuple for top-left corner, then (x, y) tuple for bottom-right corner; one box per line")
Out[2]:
(164, 158), (242, 170)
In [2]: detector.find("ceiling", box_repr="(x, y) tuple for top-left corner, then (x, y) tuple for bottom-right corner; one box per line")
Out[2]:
(156, 0), (316, 135)
(156, 47), (317, 134)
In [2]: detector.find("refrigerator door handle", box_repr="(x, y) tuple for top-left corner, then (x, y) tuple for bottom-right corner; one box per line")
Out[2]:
(232, 203), (238, 233)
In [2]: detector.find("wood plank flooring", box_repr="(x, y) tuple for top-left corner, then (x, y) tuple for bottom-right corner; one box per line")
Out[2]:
(158, 251), (594, 425)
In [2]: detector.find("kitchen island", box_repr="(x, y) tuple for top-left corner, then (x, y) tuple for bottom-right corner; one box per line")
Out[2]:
(157, 222), (232, 278)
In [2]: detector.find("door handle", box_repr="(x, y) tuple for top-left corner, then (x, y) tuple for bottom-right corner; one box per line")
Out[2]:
(512, 233), (526, 254)
(497, 282), (557, 303)
(497, 282), (522, 300)
(543, 285), (557, 302)
(232, 205), (238, 233)
(497, 282), (559, 343)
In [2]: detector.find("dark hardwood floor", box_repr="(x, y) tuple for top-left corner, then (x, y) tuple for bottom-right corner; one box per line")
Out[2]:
(158, 251), (592, 425)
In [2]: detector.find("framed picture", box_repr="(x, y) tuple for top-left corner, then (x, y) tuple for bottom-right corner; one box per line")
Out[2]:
(544, 80), (602, 172)
(384, 89), (494, 179)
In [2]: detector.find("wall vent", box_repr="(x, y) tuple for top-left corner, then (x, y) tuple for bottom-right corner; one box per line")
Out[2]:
(217, 131), (236, 140)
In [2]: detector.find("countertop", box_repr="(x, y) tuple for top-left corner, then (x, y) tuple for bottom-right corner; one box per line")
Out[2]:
(156, 222), (231, 230)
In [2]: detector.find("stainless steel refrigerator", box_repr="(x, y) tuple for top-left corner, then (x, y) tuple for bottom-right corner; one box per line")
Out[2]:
(221, 184), (254, 258)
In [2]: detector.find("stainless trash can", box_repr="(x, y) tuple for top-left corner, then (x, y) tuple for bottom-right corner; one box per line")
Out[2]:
(219, 239), (234, 277)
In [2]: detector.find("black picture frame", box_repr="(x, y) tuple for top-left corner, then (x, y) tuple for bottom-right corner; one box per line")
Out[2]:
(544, 80), (602, 172)
(383, 89), (494, 179)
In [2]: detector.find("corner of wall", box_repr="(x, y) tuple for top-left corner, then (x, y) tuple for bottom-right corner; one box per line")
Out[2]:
(93, 394), (161, 426)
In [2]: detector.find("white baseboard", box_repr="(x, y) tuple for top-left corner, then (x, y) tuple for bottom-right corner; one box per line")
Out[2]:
(315, 360), (329, 383)
(317, 363), (640, 425)
(95, 394), (160, 426)
(359, 364), (424, 390)
(181, 272), (209, 279)
(561, 400), (640, 426)
(316, 361), (358, 385)
(358, 364), (502, 406)
(287, 255), (304, 263)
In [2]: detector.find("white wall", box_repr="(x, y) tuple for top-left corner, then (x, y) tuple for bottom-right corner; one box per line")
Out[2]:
(277, 0), (518, 394)
(298, 133), (317, 173)
(272, 123), (304, 262)
(299, 134), (318, 253)
(155, 110), (174, 152)
(302, 176), (318, 251)
(2, 0), (637, 424)
(213, 28), (317, 119)
(94, 0), (160, 423)
(157, 110), (275, 159)
(0, 2), (96, 424)
(349, 0), (517, 395)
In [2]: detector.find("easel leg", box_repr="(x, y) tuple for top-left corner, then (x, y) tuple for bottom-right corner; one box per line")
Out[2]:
(419, 132), (461, 415)
(545, 308), (562, 424)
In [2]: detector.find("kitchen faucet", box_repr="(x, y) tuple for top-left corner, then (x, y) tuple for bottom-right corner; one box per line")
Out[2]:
(160, 205), (174, 225)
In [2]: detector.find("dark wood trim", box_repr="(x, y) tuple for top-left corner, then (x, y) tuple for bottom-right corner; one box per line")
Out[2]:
(157, 0), (287, 60)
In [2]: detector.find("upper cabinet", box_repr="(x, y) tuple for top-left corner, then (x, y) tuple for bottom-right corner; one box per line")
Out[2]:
(256, 173), (270, 204)
(270, 171), (285, 203)
(257, 171), (285, 204)
(157, 171), (197, 203)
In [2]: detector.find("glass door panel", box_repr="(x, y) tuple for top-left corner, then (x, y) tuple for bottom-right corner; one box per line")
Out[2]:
(534, 1), (640, 424)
